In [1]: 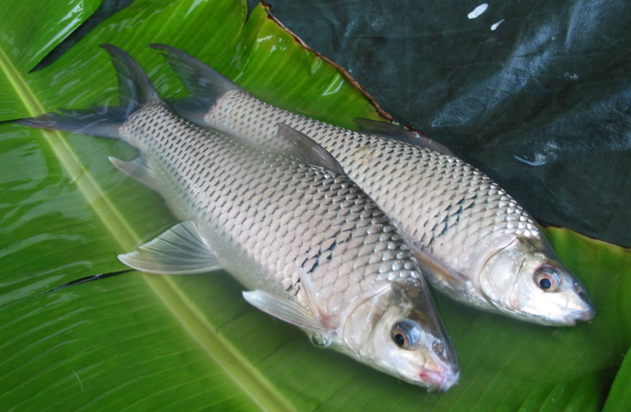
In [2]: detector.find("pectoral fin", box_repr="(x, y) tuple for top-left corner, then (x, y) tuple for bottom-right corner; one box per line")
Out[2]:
(409, 245), (468, 286)
(109, 155), (158, 191)
(354, 118), (455, 157)
(118, 221), (222, 275)
(242, 290), (332, 334)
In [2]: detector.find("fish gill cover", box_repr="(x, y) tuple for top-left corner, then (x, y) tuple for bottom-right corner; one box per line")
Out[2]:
(0, 0), (629, 411)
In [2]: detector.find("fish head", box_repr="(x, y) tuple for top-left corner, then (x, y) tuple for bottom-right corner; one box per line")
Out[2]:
(479, 237), (595, 325)
(339, 283), (459, 391)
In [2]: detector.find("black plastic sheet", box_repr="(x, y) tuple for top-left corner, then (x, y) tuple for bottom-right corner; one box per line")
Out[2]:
(266, 0), (631, 247)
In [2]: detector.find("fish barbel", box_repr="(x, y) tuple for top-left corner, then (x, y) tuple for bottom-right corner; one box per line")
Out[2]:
(152, 44), (595, 326)
(17, 45), (460, 391)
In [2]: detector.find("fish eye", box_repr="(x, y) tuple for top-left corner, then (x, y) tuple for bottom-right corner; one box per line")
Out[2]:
(539, 277), (551, 289)
(391, 320), (421, 349)
(534, 265), (560, 292)
(394, 332), (407, 348)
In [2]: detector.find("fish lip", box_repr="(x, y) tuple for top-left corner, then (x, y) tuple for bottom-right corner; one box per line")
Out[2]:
(554, 305), (595, 326)
(579, 306), (596, 321)
(563, 291), (596, 325)
(574, 284), (595, 318)
(418, 366), (460, 392)
(572, 305), (596, 323)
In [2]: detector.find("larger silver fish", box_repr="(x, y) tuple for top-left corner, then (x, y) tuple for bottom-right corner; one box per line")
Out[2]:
(152, 45), (595, 326)
(17, 45), (460, 391)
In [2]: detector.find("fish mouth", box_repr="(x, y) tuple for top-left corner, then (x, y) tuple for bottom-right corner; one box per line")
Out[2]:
(418, 366), (460, 392)
(577, 305), (596, 321)
(562, 286), (596, 325)
(564, 305), (596, 325)
(574, 284), (596, 322)
(532, 298), (596, 326)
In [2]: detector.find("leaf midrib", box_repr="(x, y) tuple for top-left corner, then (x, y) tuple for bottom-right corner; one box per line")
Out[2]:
(0, 42), (296, 412)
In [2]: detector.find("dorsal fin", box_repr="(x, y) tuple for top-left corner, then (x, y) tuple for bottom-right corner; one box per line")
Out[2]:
(276, 124), (346, 175)
(354, 118), (455, 156)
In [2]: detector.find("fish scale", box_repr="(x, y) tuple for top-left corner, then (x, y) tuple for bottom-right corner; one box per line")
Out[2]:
(204, 90), (540, 300)
(121, 101), (423, 316)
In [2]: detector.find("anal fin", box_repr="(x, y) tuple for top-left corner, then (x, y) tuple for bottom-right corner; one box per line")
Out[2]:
(109, 155), (158, 191)
(119, 221), (222, 275)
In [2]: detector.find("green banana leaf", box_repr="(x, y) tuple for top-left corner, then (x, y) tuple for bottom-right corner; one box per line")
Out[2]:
(603, 346), (631, 412)
(1, 0), (629, 411)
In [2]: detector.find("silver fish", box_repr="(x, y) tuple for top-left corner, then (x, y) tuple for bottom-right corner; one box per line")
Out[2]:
(17, 45), (460, 391)
(152, 44), (595, 326)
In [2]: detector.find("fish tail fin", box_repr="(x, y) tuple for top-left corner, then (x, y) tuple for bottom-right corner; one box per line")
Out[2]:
(102, 43), (162, 111)
(16, 109), (123, 139)
(149, 44), (241, 124)
(149, 43), (240, 100)
(16, 44), (161, 140)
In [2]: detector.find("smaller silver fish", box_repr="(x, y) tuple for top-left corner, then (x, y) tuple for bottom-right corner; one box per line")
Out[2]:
(17, 45), (459, 391)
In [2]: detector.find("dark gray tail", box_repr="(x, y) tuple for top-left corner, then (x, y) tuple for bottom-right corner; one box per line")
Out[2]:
(17, 44), (161, 139)
(149, 44), (241, 125)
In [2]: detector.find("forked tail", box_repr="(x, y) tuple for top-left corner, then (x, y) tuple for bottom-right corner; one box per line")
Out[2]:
(16, 44), (162, 140)
(149, 43), (242, 125)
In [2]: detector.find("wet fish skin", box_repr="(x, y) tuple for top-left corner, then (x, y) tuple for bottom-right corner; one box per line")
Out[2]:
(17, 45), (460, 391)
(153, 45), (595, 326)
